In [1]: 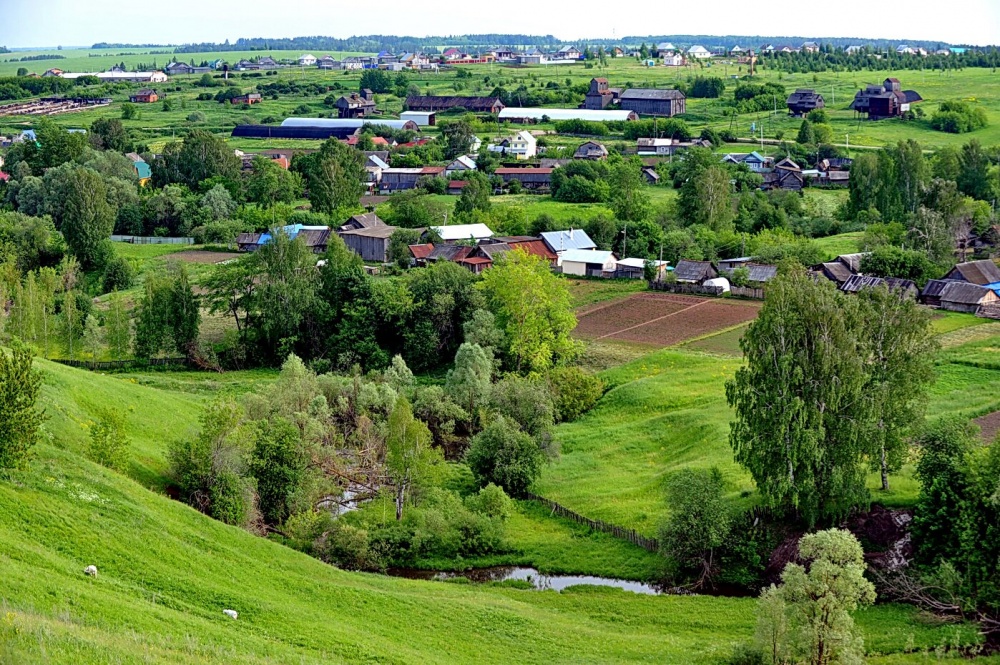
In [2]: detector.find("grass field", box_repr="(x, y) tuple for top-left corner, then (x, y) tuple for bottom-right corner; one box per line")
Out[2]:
(4, 356), (986, 663)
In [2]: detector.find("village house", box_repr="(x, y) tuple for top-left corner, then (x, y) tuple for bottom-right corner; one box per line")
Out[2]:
(722, 152), (773, 172)
(811, 252), (868, 287)
(336, 90), (376, 118)
(380, 166), (446, 192)
(559, 249), (617, 277)
(850, 78), (922, 120)
(840, 274), (919, 299)
(445, 155), (477, 177)
(495, 167), (553, 191)
(491, 131), (537, 160)
(129, 88), (159, 103)
(555, 46), (583, 60)
(573, 141), (609, 160)
(482, 236), (559, 266)
(654, 43), (676, 57)
(662, 53), (686, 67)
(801, 42), (820, 53)
(943, 259), (1000, 285)
(672, 259), (719, 284)
(762, 157), (804, 191)
(404, 95), (505, 113)
(231, 93), (262, 105)
(316, 56), (340, 69)
(583, 78), (620, 110)
(298, 54), (317, 66)
(540, 229), (597, 259)
(687, 45), (712, 59)
(618, 88), (686, 117)
(637, 137), (712, 157)
(165, 62), (210, 76)
(785, 89), (825, 116)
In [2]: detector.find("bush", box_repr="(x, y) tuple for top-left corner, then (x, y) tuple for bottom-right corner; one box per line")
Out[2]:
(548, 366), (603, 422)
(687, 76), (725, 98)
(186, 111), (207, 123)
(101, 254), (135, 292)
(466, 416), (545, 496)
(317, 522), (384, 571)
(930, 101), (988, 133)
(87, 407), (130, 472)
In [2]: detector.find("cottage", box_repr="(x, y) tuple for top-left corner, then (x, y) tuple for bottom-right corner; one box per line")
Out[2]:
(560, 249), (617, 277)
(672, 259), (718, 283)
(687, 45), (712, 59)
(722, 152), (772, 172)
(129, 88), (158, 103)
(336, 92), (376, 118)
(573, 141), (608, 160)
(762, 157), (804, 191)
(939, 281), (1000, 314)
(618, 88), (686, 117)
(555, 46), (583, 60)
(404, 95), (504, 113)
(338, 225), (396, 263)
(340, 212), (387, 232)
(540, 229), (596, 257)
(445, 155), (477, 177)
(785, 89), (825, 116)
(298, 54), (317, 66)
(942, 260), (1000, 285)
(491, 131), (537, 160)
(840, 274), (918, 299)
(495, 167), (553, 190)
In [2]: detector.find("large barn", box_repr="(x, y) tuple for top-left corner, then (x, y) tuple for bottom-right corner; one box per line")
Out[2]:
(404, 96), (504, 113)
(618, 88), (686, 117)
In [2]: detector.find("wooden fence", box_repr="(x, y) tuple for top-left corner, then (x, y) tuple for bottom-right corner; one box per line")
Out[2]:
(110, 235), (194, 245)
(648, 281), (765, 300)
(731, 285), (766, 300)
(524, 491), (660, 553)
(52, 357), (190, 371)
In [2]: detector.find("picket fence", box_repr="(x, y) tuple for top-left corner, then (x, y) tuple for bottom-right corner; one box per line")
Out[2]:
(524, 491), (660, 553)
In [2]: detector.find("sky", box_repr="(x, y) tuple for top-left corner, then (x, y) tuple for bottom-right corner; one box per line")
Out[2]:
(2, 0), (999, 48)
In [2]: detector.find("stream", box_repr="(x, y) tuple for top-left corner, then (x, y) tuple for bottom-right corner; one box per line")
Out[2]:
(388, 566), (670, 595)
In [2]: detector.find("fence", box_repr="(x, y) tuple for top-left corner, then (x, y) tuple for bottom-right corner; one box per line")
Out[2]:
(524, 491), (660, 553)
(110, 235), (195, 245)
(648, 281), (725, 297)
(731, 285), (766, 300)
(52, 357), (190, 371)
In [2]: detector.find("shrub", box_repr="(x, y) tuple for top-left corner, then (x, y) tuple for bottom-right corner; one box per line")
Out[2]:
(930, 101), (988, 133)
(466, 415), (545, 496)
(101, 254), (135, 292)
(186, 111), (206, 123)
(87, 407), (130, 472)
(317, 522), (384, 571)
(548, 366), (603, 422)
(687, 76), (725, 98)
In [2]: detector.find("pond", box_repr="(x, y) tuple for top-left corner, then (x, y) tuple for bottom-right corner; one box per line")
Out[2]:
(388, 566), (671, 595)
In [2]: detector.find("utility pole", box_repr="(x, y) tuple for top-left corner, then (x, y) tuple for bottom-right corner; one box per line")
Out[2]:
(621, 222), (627, 258)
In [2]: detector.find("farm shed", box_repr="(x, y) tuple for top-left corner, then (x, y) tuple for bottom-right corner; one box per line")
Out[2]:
(618, 88), (686, 117)
(673, 259), (718, 284)
(380, 167), (446, 192)
(427, 244), (472, 263)
(584, 78), (619, 110)
(297, 228), (331, 254)
(560, 249), (617, 277)
(338, 225), (397, 263)
(404, 96), (504, 113)
(231, 125), (358, 140)
(785, 89), (825, 116)
(939, 282), (1000, 313)
(431, 223), (494, 242)
(408, 243), (434, 266)
(236, 232), (263, 252)
(540, 229), (597, 256)
(840, 274), (918, 299)
(129, 89), (158, 103)
(919, 279), (950, 307)
(720, 262), (778, 284)
(498, 108), (638, 122)
(340, 212), (386, 232)
(280, 118), (420, 131)
(614, 258), (669, 279)
(495, 167), (553, 190)
(943, 260), (1000, 285)
(400, 111), (436, 126)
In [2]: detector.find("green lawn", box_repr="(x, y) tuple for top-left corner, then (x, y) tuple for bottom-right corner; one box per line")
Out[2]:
(812, 231), (863, 260)
(3, 358), (981, 663)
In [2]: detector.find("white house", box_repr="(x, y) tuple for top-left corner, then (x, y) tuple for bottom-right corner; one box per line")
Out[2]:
(559, 249), (617, 277)
(431, 223), (494, 242)
(687, 45), (712, 59)
(298, 54), (317, 66)
(662, 54), (685, 67)
(445, 155), (477, 177)
(492, 130), (539, 160)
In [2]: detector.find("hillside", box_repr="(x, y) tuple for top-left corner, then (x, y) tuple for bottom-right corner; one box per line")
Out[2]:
(0, 358), (987, 663)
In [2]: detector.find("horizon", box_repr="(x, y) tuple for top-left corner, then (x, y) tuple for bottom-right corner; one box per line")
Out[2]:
(2, 0), (998, 50)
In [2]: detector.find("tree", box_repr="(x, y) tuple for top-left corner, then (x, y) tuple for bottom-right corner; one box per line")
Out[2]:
(694, 166), (736, 232)
(245, 156), (301, 206)
(121, 102), (138, 120)
(857, 286), (936, 491)
(36, 117), (87, 169)
(477, 250), (578, 374)
(0, 341), (44, 471)
(61, 167), (114, 269)
(294, 138), (365, 215)
(199, 183), (237, 221)
(385, 396), (441, 520)
(609, 158), (651, 222)
(659, 468), (731, 586)
(754, 529), (876, 665)
(387, 227), (422, 269)
(359, 69), (392, 94)
(726, 269), (868, 524)
(60, 287), (82, 359)
(796, 119), (815, 145)
(440, 119), (476, 160)
(453, 171), (491, 221)
(88, 407), (130, 472)
(89, 117), (130, 152)
(548, 366), (603, 422)
(133, 274), (173, 359)
(249, 416), (305, 526)
(445, 342), (493, 421)
(169, 265), (201, 354)
(82, 313), (103, 360)
(105, 292), (132, 359)
(466, 415), (545, 496)
(155, 129), (241, 189)
(957, 139), (994, 201)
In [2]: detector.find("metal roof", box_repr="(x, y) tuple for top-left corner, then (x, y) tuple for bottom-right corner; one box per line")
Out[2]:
(560, 249), (616, 264)
(231, 125), (356, 140)
(619, 88), (685, 100)
(281, 118), (418, 130)
(616, 258), (669, 269)
(431, 224), (494, 241)
(941, 281), (995, 305)
(540, 229), (596, 252)
(498, 107), (637, 122)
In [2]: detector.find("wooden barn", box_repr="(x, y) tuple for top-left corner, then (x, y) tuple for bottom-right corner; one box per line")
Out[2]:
(495, 167), (554, 191)
(618, 88), (686, 117)
(919, 279), (950, 307)
(938, 281), (1000, 314)
(338, 225), (396, 263)
(785, 89), (825, 116)
(943, 259), (1000, 285)
(404, 96), (505, 113)
(672, 259), (718, 284)
(840, 274), (918, 299)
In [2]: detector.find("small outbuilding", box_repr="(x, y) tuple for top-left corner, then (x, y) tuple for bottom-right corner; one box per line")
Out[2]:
(559, 249), (617, 277)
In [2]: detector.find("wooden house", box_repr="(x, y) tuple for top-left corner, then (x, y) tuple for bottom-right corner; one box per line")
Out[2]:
(840, 274), (918, 299)
(338, 224), (396, 263)
(943, 260), (1000, 285)
(495, 167), (554, 191)
(336, 92), (376, 118)
(231, 93), (262, 105)
(618, 88), (686, 117)
(939, 282), (1000, 313)
(673, 259), (718, 284)
(404, 95), (504, 113)
(785, 89), (825, 116)
(340, 212), (386, 232)
(573, 141), (609, 160)
(763, 158), (804, 191)
(812, 252), (867, 286)
(919, 279), (950, 307)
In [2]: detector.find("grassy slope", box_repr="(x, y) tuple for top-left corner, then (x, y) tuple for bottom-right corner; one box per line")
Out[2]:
(537, 310), (1000, 535)
(3, 360), (980, 663)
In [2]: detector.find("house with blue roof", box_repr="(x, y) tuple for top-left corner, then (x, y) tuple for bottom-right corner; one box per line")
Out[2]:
(539, 229), (597, 257)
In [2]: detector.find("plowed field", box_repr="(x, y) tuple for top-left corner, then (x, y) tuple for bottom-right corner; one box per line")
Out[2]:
(575, 293), (761, 347)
